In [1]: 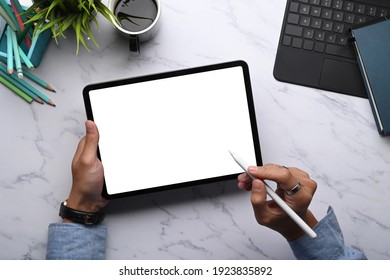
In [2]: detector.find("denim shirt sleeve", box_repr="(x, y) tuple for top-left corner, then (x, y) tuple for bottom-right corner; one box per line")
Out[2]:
(46, 223), (107, 260)
(288, 207), (367, 260)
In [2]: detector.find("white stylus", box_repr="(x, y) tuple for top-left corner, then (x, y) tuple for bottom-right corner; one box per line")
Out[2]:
(229, 151), (317, 239)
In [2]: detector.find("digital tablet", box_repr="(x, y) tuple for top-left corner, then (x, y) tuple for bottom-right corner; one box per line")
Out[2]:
(83, 61), (262, 199)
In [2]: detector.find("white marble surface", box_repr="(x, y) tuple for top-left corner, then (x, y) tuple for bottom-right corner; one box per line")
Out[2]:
(1, 0), (390, 260)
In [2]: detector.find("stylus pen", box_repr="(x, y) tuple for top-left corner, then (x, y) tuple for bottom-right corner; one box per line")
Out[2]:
(229, 151), (317, 239)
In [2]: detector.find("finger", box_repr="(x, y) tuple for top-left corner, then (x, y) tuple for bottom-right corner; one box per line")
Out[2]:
(292, 176), (317, 197)
(81, 120), (100, 162)
(251, 179), (269, 223)
(281, 167), (317, 196)
(237, 173), (253, 191)
(279, 175), (317, 213)
(238, 172), (252, 184)
(286, 167), (310, 179)
(248, 164), (297, 191)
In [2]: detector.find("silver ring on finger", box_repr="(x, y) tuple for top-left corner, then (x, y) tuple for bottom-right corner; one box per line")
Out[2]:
(286, 181), (301, 195)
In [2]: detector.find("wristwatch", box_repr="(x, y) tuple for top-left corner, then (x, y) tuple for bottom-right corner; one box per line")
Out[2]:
(59, 200), (105, 225)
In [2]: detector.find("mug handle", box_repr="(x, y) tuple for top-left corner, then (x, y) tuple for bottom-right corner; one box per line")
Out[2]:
(129, 35), (140, 53)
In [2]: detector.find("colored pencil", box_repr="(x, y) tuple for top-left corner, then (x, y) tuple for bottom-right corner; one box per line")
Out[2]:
(10, 27), (22, 78)
(23, 69), (56, 92)
(17, 21), (33, 44)
(0, 0), (19, 32)
(0, 67), (43, 103)
(0, 64), (55, 106)
(27, 21), (40, 59)
(0, 7), (16, 31)
(10, 1), (23, 27)
(10, 0), (27, 23)
(0, 51), (6, 58)
(0, 16), (6, 39)
(0, 65), (55, 106)
(18, 46), (34, 69)
(10, 0), (31, 49)
(0, 62), (55, 105)
(0, 5), (17, 31)
(26, 30), (37, 59)
(0, 74), (33, 103)
(18, 77), (55, 106)
(6, 26), (13, 74)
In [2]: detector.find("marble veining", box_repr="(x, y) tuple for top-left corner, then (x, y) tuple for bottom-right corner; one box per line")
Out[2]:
(1, 0), (390, 260)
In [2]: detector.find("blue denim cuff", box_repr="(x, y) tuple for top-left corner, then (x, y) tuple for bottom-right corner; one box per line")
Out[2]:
(46, 223), (107, 260)
(288, 207), (366, 260)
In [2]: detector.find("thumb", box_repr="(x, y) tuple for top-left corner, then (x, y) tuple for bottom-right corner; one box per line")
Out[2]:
(82, 120), (99, 160)
(251, 179), (269, 223)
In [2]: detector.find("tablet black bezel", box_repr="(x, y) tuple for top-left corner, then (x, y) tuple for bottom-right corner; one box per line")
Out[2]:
(83, 60), (262, 199)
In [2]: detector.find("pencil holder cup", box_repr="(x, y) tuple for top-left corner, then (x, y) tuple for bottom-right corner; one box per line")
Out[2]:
(0, 6), (51, 67)
(108, 0), (161, 53)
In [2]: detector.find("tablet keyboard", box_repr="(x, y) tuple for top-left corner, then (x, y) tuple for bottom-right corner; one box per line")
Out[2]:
(282, 0), (389, 59)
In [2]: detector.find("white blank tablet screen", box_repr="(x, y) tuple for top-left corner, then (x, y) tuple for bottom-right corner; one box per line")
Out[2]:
(87, 64), (259, 196)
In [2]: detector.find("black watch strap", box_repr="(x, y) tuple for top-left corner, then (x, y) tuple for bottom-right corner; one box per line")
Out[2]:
(59, 201), (105, 225)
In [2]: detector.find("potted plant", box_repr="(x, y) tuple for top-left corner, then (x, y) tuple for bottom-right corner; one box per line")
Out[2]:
(25, 0), (118, 54)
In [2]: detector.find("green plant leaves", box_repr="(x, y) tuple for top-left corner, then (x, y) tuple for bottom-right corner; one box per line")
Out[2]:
(24, 0), (119, 55)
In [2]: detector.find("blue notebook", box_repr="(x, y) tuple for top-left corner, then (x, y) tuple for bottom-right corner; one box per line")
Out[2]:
(351, 19), (390, 136)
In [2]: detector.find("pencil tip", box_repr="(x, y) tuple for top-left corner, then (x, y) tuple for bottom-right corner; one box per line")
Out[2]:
(46, 86), (56, 92)
(48, 100), (56, 107)
(8, 70), (13, 75)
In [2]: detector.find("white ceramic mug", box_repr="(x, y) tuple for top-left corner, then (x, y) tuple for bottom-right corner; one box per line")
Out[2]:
(108, 0), (161, 53)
